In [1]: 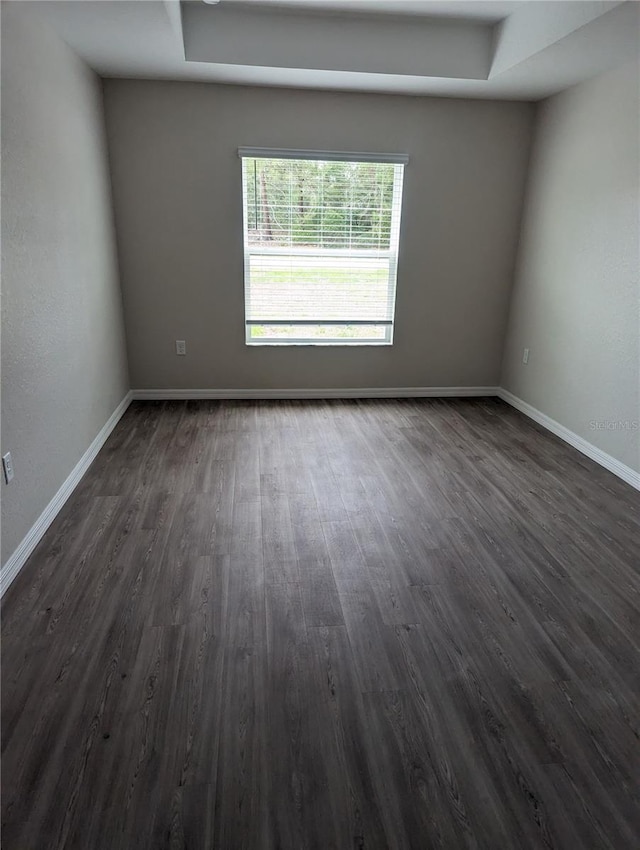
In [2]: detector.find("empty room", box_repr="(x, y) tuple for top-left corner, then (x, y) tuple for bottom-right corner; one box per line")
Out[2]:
(1, 0), (639, 847)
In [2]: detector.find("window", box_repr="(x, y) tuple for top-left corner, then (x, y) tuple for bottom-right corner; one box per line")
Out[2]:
(239, 148), (407, 345)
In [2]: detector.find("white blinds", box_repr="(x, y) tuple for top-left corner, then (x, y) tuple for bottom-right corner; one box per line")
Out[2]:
(240, 151), (406, 344)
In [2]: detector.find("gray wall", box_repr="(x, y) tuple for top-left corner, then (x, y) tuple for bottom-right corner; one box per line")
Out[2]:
(103, 80), (534, 390)
(1, 4), (129, 564)
(501, 61), (640, 474)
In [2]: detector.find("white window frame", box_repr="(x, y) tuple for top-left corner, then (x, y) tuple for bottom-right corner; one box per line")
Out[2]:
(239, 147), (408, 346)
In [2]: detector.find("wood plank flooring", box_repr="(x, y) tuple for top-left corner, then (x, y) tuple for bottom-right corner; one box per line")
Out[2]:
(2, 398), (639, 849)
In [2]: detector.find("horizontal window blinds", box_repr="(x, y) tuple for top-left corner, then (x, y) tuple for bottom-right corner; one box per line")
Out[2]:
(240, 152), (405, 344)
(238, 147), (409, 164)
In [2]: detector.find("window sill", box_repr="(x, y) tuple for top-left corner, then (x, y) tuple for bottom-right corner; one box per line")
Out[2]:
(246, 341), (393, 347)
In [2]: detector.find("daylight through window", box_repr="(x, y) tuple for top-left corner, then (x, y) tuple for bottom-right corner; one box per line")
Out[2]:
(239, 148), (406, 345)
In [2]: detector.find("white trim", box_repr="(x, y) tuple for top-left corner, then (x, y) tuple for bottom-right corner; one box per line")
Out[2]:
(498, 389), (640, 491)
(132, 387), (498, 400)
(238, 147), (409, 164)
(0, 392), (133, 597)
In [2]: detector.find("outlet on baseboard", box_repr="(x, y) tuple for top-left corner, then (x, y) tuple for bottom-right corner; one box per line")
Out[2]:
(176, 340), (186, 356)
(522, 348), (530, 365)
(3, 451), (14, 484)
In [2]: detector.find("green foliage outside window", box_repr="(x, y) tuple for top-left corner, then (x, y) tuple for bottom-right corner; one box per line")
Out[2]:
(244, 158), (395, 250)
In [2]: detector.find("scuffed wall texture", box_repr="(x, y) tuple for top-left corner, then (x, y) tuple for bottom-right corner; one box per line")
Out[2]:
(1, 4), (129, 564)
(501, 62), (640, 474)
(103, 80), (534, 390)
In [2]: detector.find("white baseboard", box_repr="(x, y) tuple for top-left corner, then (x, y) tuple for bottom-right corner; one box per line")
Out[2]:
(498, 388), (640, 491)
(0, 391), (133, 597)
(132, 386), (499, 401)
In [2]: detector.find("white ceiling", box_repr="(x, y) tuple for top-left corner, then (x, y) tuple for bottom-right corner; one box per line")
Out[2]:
(213, 0), (520, 19)
(25, 0), (640, 101)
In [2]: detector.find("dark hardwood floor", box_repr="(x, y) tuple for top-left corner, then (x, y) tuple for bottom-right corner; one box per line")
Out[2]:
(2, 398), (639, 849)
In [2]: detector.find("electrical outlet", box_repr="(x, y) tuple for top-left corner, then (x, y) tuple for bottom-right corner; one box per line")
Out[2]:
(522, 348), (530, 365)
(2, 452), (14, 484)
(176, 340), (186, 356)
